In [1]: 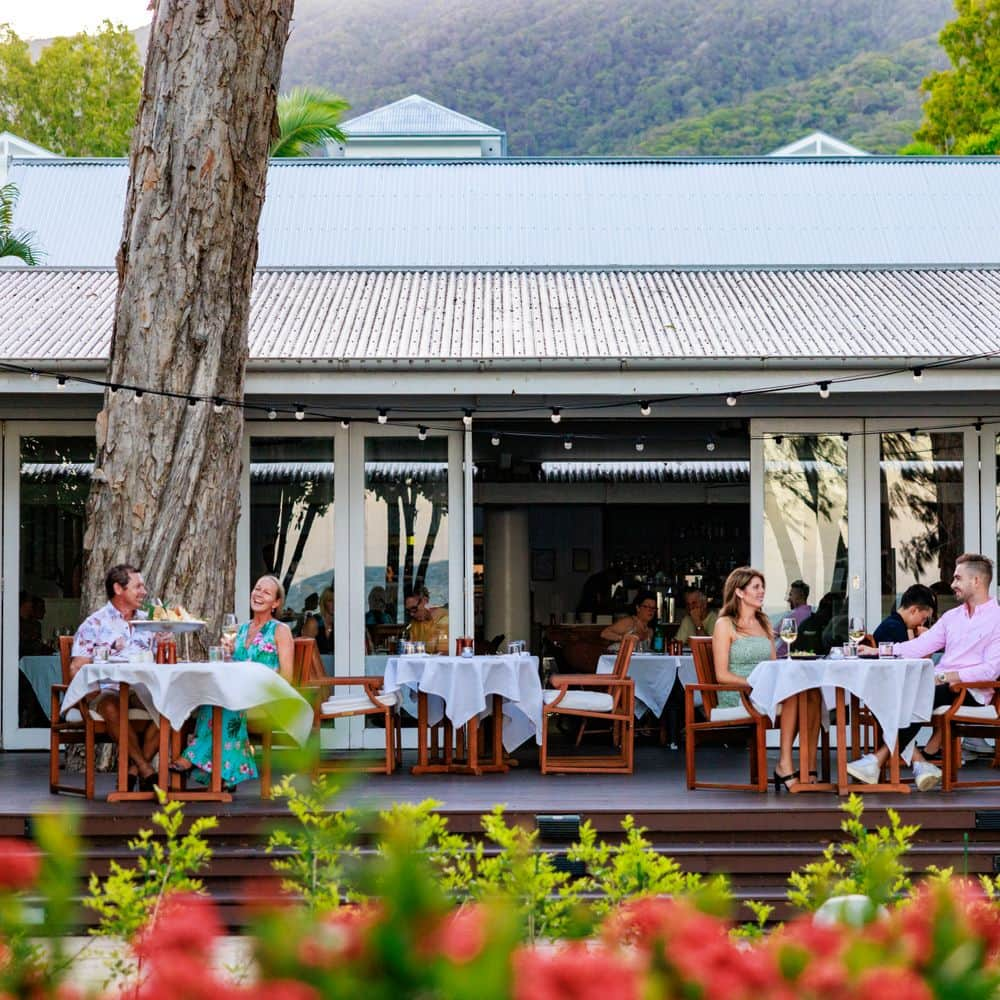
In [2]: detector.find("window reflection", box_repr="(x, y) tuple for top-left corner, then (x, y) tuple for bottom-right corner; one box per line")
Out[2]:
(762, 435), (848, 653)
(880, 431), (963, 617)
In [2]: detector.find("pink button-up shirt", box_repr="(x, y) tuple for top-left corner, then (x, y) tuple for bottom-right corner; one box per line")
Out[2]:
(893, 597), (1000, 703)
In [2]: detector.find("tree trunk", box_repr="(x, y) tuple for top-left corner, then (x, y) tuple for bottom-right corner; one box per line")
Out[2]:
(82, 0), (295, 640)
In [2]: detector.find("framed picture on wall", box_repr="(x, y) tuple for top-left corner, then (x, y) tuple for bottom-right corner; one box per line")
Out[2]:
(531, 548), (555, 581)
(572, 548), (591, 573)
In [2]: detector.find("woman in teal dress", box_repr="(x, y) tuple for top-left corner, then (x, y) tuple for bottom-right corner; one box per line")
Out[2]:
(172, 575), (294, 790)
(711, 566), (819, 793)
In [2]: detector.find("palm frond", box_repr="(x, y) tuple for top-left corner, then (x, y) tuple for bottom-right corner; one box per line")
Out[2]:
(272, 86), (350, 158)
(0, 183), (19, 231)
(0, 233), (44, 266)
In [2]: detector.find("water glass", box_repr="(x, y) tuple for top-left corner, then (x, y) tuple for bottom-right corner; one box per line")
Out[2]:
(208, 646), (225, 663)
(878, 641), (895, 658)
(92, 643), (109, 663)
(843, 641), (858, 658)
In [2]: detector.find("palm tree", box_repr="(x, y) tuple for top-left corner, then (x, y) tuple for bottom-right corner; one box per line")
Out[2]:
(0, 183), (43, 264)
(271, 87), (350, 157)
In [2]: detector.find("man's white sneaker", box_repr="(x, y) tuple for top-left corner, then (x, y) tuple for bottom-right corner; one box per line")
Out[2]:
(846, 753), (880, 785)
(913, 760), (942, 791)
(962, 737), (994, 757)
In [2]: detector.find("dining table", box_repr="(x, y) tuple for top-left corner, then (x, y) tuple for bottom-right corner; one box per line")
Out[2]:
(382, 653), (543, 775)
(748, 656), (936, 793)
(596, 652), (696, 717)
(61, 659), (313, 802)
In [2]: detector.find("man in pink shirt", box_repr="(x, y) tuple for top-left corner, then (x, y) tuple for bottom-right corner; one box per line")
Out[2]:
(847, 553), (1000, 791)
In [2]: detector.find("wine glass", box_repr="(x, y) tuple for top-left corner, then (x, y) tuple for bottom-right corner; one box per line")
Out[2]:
(848, 616), (866, 645)
(220, 613), (238, 660)
(779, 616), (797, 662)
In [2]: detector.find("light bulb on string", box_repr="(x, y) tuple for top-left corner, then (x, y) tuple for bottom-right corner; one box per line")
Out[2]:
(188, 397), (198, 408)
(563, 435), (573, 451)
(294, 404), (305, 421)
(725, 394), (737, 407)
(133, 389), (144, 402)
(56, 376), (67, 391)
(976, 421), (984, 433)
(267, 408), (277, 421)
(912, 367), (923, 382)
(818, 382), (830, 399)
(635, 437), (645, 453)
(377, 408), (389, 425)
(462, 409), (474, 428)
(550, 407), (562, 424)
(775, 435), (784, 446)
(705, 436), (717, 453)
(841, 432), (850, 443)
(639, 400), (651, 417)
(340, 418), (351, 429)
(30, 371), (40, 382)
(417, 425), (428, 441)
(490, 433), (501, 447)
(213, 398), (224, 414)
(109, 384), (119, 396)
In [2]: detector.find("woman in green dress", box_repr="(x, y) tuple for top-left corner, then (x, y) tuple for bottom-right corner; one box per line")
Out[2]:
(172, 575), (294, 791)
(711, 566), (819, 793)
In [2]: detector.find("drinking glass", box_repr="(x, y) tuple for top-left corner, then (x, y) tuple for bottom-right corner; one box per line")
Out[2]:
(779, 616), (797, 661)
(221, 613), (238, 642)
(848, 616), (866, 645)
(208, 646), (224, 663)
(92, 643), (109, 663)
(878, 641), (895, 659)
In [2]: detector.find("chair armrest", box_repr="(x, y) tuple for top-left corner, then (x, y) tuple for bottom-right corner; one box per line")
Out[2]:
(948, 681), (1000, 690)
(51, 683), (69, 721)
(685, 682), (751, 692)
(548, 675), (633, 688)
(300, 676), (383, 690)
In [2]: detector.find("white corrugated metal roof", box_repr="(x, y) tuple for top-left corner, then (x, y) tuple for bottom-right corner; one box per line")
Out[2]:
(341, 95), (502, 137)
(1, 267), (998, 364)
(6, 157), (1000, 269)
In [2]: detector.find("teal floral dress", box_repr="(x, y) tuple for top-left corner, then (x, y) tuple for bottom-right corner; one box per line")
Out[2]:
(716, 634), (773, 709)
(181, 618), (283, 787)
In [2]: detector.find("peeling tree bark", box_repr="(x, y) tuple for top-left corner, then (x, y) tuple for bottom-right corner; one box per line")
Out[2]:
(83, 0), (295, 637)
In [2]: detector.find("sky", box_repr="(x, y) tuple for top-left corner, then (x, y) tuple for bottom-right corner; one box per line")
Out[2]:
(2, 0), (152, 40)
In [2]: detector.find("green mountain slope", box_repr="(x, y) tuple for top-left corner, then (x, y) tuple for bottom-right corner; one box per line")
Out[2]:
(281, 0), (953, 155)
(636, 37), (948, 155)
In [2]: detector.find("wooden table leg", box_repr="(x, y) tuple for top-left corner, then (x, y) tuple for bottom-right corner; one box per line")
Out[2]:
(108, 684), (158, 803)
(837, 687), (849, 794)
(160, 707), (231, 802)
(792, 687), (835, 793)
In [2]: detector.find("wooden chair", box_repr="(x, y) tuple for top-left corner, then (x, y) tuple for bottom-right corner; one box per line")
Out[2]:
(540, 634), (636, 774)
(49, 635), (149, 798)
(937, 682), (1000, 791)
(294, 637), (401, 780)
(685, 636), (771, 792)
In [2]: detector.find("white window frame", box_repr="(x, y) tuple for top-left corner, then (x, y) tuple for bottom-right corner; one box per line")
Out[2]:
(980, 423), (998, 590)
(2, 420), (95, 750)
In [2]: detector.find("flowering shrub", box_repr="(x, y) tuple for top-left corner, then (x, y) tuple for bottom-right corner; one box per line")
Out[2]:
(4, 792), (1000, 998)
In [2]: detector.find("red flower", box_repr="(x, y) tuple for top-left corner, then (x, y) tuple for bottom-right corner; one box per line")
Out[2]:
(0, 838), (41, 892)
(514, 944), (641, 1000)
(424, 905), (489, 965)
(852, 966), (933, 1000)
(133, 892), (223, 966)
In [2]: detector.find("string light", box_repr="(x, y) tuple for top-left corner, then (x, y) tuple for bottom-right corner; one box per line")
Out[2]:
(294, 404), (305, 421)
(491, 433), (501, 447)
(550, 407), (562, 424)
(563, 435), (573, 450)
(976, 421), (984, 432)
(377, 408), (389, 425)
(775, 435), (784, 445)
(188, 397), (198, 408)
(635, 437), (645, 453)
(841, 432), (850, 442)
(706, 436), (717, 452)
(109, 384), (119, 395)
(267, 408), (277, 420)
(912, 367), (923, 382)
(56, 376), (66, 391)
(30, 371), (39, 382)
(818, 382), (830, 399)
(639, 400), (651, 417)
(417, 425), (428, 441)
(212, 397), (224, 414)
(725, 394), (737, 407)
(133, 389), (143, 402)
(462, 409), (474, 428)
(340, 418), (351, 429)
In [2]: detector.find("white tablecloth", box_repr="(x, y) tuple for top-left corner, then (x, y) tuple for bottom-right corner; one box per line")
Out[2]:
(20, 654), (61, 718)
(596, 653), (696, 716)
(61, 660), (314, 746)
(748, 657), (936, 757)
(383, 654), (542, 752)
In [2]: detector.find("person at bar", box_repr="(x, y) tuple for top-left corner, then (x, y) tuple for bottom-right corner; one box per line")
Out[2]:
(675, 588), (718, 645)
(600, 590), (657, 650)
(172, 575), (293, 792)
(302, 587), (335, 653)
(404, 585), (449, 652)
(873, 584), (937, 644)
(70, 564), (160, 792)
(712, 566), (821, 792)
(847, 553), (1000, 791)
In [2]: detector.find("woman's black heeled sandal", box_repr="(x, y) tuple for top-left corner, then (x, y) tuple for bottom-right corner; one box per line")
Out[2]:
(773, 770), (796, 793)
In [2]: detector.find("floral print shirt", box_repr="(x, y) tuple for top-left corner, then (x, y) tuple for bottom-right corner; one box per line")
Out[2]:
(72, 601), (153, 692)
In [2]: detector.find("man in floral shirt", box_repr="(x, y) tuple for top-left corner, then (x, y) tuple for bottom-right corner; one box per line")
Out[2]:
(70, 564), (160, 791)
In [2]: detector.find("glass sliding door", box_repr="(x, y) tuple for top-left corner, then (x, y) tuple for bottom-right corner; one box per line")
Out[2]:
(3, 424), (95, 749)
(876, 430), (964, 618)
(758, 431), (851, 653)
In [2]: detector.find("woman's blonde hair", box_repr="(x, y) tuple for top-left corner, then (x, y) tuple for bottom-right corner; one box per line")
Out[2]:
(719, 566), (772, 637)
(256, 574), (285, 611)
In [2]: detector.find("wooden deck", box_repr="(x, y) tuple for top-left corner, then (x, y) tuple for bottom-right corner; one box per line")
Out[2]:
(7, 746), (1000, 926)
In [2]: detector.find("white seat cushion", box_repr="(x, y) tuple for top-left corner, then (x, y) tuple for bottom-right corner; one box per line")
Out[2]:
(543, 689), (614, 712)
(707, 703), (777, 722)
(933, 704), (998, 720)
(64, 707), (150, 723)
(320, 691), (399, 716)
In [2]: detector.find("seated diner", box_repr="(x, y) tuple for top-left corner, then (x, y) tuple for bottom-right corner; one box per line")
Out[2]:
(600, 590), (657, 650)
